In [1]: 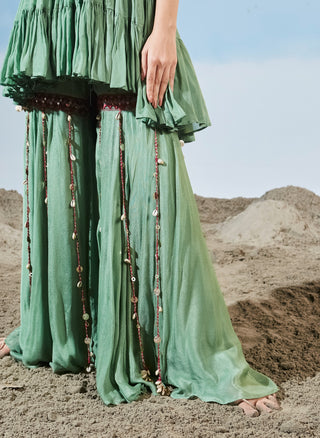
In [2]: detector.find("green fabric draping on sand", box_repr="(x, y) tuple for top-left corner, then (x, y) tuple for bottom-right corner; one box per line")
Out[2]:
(5, 103), (278, 405)
(1, 0), (279, 405)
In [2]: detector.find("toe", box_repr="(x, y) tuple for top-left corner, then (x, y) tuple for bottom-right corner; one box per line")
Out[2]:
(256, 398), (275, 414)
(0, 342), (10, 359)
(237, 400), (260, 417)
(265, 395), (281, 410)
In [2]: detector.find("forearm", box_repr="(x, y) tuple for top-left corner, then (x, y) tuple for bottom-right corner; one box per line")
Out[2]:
(153, 0), (179, 35)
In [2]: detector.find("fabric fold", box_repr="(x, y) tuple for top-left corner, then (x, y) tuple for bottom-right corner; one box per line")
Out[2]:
(0, 0), (211, 142)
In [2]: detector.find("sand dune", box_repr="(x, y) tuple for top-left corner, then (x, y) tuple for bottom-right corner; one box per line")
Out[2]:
(214, 199), (319, 246)
(0, 185), (320, 437)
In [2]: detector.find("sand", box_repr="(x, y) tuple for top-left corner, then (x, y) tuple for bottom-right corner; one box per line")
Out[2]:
(1, 185), (320, 437)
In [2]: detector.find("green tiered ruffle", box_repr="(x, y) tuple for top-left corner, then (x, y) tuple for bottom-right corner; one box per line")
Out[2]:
(0, 0), (211, 142)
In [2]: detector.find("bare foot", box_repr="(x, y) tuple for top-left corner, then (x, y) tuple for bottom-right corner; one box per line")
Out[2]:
(233, 393), (281, 417)
(0, 338), (10, 358)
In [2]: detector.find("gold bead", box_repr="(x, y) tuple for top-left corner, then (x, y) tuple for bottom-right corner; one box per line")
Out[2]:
(141, 370), (148, 379)
(120, 143), (125, 151)
(155, 274), (159, 279)
(154, 287), (160, 296)
(42, 112), (46, 120)
(72, 232), (77, 240)
(77, 280), (82, 288)
(154, 335), (161, 344)
(26, 263), (31, 270)
(82, 313), (89, 321)
(131, 296), (138, 304)
(155, 224), (160, 230)
(69, 183), (74, 190)
(76, 265), (83, 273)
(96, 114), (101, 120)
(136, 323), (140, 329)
(84, 337), (91, 345)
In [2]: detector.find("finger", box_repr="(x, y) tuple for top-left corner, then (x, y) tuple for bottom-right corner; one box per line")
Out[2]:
(146, 62), (157, 106)
(152, 66), (164, 108)
(141, 48), (147, 81)
(158, 69), (170, 107)
(169, 62), (177, 92)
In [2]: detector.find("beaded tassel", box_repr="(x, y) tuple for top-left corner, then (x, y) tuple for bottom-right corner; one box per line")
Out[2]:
(117, 110), (151, 382)
(96, 113), (102, 147)
(67, 114), (93, 372)
(23, 110), (32, 293)
(116, 109), (171, 395)
(153, 131), (171, 396)
(41, 112), (48, 208)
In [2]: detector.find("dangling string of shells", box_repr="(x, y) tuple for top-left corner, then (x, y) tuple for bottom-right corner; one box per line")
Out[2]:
(152, 130), (171, 396)
(115, 108), (170, 395)
(67, 113), (93, 372)
(117, 110), (152, 382)
(21, 109), (32, 293)
(41, 112), (48, 208)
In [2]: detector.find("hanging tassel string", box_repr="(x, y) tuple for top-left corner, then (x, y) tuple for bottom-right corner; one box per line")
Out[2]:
(41, 112), (48, 208)
(67, 113), (93, 371)
(117, 110), (151, 379)
(23, 111), (32, 293)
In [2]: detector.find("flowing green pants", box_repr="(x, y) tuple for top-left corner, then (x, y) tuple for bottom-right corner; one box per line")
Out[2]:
(6, 82), (279, 405)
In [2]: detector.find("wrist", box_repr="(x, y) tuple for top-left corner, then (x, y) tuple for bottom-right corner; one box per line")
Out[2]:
(152, 23), (176, 37)
(152, 17), (177, 34)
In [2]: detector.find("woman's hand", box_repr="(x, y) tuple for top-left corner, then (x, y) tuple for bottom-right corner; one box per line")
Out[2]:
(140, 30), (177, 108)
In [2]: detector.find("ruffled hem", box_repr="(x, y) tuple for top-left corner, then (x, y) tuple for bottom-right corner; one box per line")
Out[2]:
(0, 0), (211, 142)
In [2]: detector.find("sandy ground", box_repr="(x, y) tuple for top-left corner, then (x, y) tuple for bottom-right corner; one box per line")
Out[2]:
(0, 185), (320, 437)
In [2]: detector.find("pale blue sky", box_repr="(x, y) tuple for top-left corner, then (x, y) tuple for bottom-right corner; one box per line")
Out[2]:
(1, 0), (320, 198)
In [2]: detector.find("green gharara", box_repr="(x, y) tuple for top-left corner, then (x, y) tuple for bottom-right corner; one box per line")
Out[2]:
(1, 0), (278, 405)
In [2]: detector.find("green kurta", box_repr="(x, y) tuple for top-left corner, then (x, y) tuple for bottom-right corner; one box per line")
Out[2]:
(0, 0), (279, 405)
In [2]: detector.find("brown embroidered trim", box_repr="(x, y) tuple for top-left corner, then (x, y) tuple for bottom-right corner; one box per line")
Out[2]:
(22, 93), (91, 116)
(97, 93), (137, 112)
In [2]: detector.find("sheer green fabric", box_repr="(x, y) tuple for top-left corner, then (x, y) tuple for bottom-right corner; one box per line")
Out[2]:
(5, 97), (278, 404)
(0, 0), (211, 142)
(94, 107), (278, 404)
(2, 0), (279, 405)
(5, 107), (99, 374)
